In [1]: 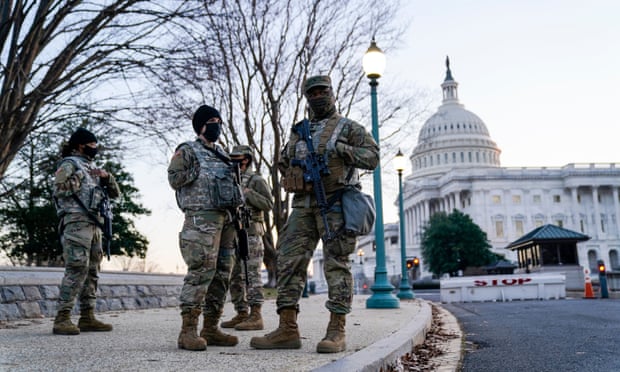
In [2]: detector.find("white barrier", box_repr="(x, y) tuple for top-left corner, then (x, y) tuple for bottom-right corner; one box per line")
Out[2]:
(440, 273), (566, 303)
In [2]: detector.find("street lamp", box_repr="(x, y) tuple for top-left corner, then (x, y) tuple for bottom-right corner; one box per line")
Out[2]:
(357, 248), (365, 265)
(395, 149), (415, 299)
(363, 37), (399, 309)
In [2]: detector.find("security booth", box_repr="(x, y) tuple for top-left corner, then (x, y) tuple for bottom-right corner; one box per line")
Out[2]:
(506, 224), (590, 290)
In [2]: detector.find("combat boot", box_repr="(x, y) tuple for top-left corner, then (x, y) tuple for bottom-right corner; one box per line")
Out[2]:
(250, 307), (301, 349)
(178, 308), (207, 351)
(200, 315), (239, 346)
(220, 310), (248, 328)
(53, 310), (80, 335)
(77, 308), (113, 332)
(316, 312), (346, 353)
(235, 304), (263, 330)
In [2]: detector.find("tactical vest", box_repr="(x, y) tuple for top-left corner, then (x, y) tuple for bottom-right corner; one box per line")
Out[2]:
(175, 141), (244, 212)
(281, 114), (359, 194)
(55, 156), (105, 216)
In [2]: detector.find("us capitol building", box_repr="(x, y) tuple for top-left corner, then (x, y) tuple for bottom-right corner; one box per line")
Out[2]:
(311, 58), (620, 288)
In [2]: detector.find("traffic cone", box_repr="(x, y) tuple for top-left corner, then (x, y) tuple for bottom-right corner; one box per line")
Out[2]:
(584, 278), (595, 299)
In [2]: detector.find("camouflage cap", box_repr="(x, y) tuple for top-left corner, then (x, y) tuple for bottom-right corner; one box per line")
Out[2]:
(230, 145), (253, 158)
(303, 75), (331, 94)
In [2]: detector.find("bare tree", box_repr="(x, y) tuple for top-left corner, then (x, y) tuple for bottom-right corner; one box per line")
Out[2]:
(143, 0), (429, 284)
(144, 0), (428, 284)
(0, 0), (206, 177)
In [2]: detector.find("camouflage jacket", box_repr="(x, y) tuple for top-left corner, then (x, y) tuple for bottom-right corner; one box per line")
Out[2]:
(54, 153), (120, 224)
(240, 168), (273, 235)
(279, 112), (379, 208)
(168, 138), (243, 213)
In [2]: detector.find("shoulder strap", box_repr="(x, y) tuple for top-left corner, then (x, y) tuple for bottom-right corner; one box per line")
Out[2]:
(71, 193), (106, 230)
(202, 144), (232, 166)
(316, 115), (342, 155)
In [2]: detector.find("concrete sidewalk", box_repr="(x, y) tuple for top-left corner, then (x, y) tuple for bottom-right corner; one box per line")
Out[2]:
(0, 294), (445, 372)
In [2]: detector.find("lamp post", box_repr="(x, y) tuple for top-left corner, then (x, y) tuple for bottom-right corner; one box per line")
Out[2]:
(357, 248), (365, 265)
(395, 149), (415, 299)
(363, 38), (399, 309)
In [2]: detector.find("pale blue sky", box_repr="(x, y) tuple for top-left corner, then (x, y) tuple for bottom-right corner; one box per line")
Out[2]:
(123, 1), (619, 273)
(393, 0), (618, 167)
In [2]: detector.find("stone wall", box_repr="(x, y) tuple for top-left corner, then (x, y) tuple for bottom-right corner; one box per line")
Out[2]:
(0, 267), (183, 321)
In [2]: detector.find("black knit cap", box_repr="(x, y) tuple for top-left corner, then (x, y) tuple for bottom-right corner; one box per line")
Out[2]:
(69, 127), (97, 147)
(192, 105), (221, 134)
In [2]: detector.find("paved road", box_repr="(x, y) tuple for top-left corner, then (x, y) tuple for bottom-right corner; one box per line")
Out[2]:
(443, 298), (620, 372)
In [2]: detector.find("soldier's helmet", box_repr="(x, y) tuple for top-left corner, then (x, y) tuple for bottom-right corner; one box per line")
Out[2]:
(230, 145), (253, 159)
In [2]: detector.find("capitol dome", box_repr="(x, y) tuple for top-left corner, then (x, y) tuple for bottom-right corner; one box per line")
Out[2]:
(410, 57), (501, 178)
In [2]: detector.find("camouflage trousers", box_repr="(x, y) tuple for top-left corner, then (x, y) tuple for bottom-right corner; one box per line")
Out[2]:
(57, 221), (103, 313)
(276, 205), (356, 314)
(179, 211), (235, 318)
(229, 234), (264, 312)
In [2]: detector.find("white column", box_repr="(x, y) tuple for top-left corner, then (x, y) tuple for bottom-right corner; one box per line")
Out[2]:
(592, 186), (601, 237)
(412, 204), (418, 245)
(570, 187), (580, 232)
(455, 191), (462, 210)
(614, 187), (620, 237)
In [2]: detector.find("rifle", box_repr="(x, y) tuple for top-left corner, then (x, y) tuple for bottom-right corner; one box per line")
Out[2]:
(100, 186), (113, 261)
(231, 161), (251, 287)
(291, 119), (337, 242)
(203, 145), (251, 287)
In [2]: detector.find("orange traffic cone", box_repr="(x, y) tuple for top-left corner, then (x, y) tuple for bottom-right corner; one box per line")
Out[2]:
(584, 278), (595, 299)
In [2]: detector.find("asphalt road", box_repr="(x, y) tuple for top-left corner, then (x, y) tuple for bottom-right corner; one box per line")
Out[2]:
(443, 298), (620, 372)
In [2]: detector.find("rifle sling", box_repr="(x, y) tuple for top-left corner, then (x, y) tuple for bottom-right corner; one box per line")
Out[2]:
(202, 143), (232, 166)
(70, 193), (107, 233)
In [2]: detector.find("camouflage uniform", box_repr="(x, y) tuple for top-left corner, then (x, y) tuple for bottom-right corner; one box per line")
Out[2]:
(250, 75), (379, 353)
(168, 139), (239, 316)
(53, 131), (120, 335)
(168, 132), (242, 350)
(54, 153), (120, 312)
(276, 114), (378, 313)
(223, 146), (273, 330)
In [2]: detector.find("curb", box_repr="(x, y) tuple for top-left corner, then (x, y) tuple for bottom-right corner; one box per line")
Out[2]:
(313, 300), (433, 372)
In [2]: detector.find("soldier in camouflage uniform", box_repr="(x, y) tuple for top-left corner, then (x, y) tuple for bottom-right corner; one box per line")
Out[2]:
(53, 127), (120, 335)
(168, 105), (242, 351)
(221, 145), (273, 331)
(250, 75), (379, 353)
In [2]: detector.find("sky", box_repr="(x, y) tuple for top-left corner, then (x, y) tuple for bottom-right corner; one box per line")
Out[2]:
(112, 1), (620, 273)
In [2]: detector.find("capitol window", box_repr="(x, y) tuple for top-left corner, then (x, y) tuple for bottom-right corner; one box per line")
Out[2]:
(553, 195), (561, 203)
(533, 195), (541, 204)
(492, 195), (501, 204)
(495, 221), (504, 237)
(512, 195), (521, 204)
(515, 220), (524, 236)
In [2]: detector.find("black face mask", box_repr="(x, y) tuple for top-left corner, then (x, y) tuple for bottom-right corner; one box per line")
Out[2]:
(203, 123), (221, 142)
(83, 146), (98, 159)
(308, 95), (335, 119)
